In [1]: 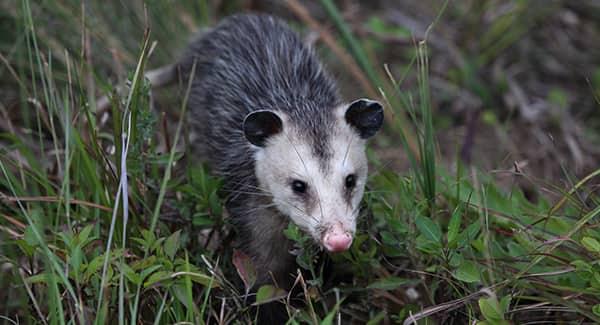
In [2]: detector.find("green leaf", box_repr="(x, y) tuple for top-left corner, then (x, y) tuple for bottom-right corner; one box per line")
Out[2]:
(380, 231), (397, 246)
(69, 245), (83, 275)
(208, 190), (222, 215)
(121, 263), (140, 285)
(571, 259), (592, 270)
(25, 274), (47, 284)
(164, 230), (181, 260)
(593, 304), (600, 316)
(367, 277), (410, 290)
(140, 265), (163, 282)
(499, 295), (511, 314)
(58, 231), (74, 249)
(149, 267), (218, 288)
(24, 225), (39, 247)
(150, 237), (166, 253)
(415, 215), (442, 243)
(254, 285), (287, 305)
(478, 296), (504, 321)
(366, 16), (386, 33)
(131, 256), (157, 270)
(284, 223), (302, 241)
(84, 254), (105, 281)
(77, 224), (94, 247)
(581, 237), (600, 253)
(477, 320), (511, 325)
(365, 16), (409, 37)
(171, 284), (193, 309)
(591, 272), (600, 289)
(571, 259), (593, 278)
(141, 229), (156, 249)
(449, 252), (464, 267)
(506, 241), (527, 257)
(453, 260), (481, 283)
(16, 239), (35, 257)
(321, 308), (336, 325)
(144, 271), (170, 287)
(182, 272), (217, 287)
(415, 234), (442, 254)
(447, 205), (462, 246)
(192, 214), (214, 227)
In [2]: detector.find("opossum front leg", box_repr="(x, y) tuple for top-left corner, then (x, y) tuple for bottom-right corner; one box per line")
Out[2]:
(247, 208), (296, 289)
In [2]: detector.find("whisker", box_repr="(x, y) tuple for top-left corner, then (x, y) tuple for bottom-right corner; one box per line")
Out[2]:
(315, 189), (326, 223)
(242, 203), (279, 214)
(284, 133), (309, 176)
(367, 158), (396, 180)
(221, 189), (273, 198)
(350, 205), (364, 220)
(341, 136), (353, 167)
(282, 134), (326, 224)
(363, 190), (395, 194)
(275, 198), (319, 223)
(226, 180), (270, 192)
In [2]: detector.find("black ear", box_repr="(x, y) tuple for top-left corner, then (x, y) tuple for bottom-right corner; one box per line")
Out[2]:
(345, 99), (384, 139)
(243, 110), (283, 147)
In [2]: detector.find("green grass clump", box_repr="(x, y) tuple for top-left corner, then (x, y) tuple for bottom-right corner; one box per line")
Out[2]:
(1, 0), (600, 324)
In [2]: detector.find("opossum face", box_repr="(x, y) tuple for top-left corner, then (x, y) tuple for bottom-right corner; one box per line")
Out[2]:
(244, 99), (383, 252)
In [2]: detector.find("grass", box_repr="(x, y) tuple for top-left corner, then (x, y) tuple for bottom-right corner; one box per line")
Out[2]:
(1, 0), (600, 324)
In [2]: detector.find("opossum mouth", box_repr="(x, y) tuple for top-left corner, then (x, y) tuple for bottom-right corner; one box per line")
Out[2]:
(321, 223), (353, 253)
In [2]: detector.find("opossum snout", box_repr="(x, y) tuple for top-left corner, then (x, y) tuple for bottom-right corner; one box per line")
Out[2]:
(322, 222), (353, 253)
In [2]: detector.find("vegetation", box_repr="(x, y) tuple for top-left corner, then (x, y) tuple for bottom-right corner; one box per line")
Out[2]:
(1, 0), (599, 324)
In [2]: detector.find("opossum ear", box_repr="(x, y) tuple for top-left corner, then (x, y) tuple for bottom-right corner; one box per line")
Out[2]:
(243, 110), (283, 147)
(345, 99), (384, 139)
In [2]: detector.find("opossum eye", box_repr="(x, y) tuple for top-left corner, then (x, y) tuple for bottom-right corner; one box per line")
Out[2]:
(345, 174), (356, 189)
(291, 180), (307, 194)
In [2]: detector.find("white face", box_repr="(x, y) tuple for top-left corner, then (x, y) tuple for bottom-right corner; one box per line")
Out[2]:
(253, 104), (370, 252)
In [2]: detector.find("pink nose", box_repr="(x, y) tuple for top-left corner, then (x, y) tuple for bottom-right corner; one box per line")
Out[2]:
(322, 224), (353, 253)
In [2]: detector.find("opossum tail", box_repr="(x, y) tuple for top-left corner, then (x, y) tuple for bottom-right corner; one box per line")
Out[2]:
(144, 63), (177, 88)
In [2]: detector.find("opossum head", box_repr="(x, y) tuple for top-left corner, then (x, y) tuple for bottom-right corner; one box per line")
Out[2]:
(243, 99), (383, 252)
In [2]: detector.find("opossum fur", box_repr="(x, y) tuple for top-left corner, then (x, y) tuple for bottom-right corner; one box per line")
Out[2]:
(177, 14), (383, 289)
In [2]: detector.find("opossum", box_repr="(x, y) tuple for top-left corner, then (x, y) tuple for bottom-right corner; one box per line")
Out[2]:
(175, 14), (383, 289)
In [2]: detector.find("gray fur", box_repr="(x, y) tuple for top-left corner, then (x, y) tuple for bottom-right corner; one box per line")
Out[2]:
(178, 14), (356, 288)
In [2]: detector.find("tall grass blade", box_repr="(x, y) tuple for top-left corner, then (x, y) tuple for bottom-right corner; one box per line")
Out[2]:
(319, 0), (382, 88)
(94, 27), (153, 325)
(416, 41), (436, 211)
